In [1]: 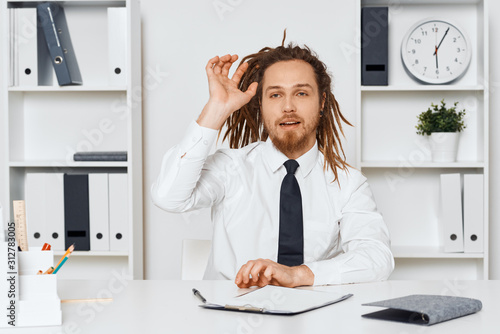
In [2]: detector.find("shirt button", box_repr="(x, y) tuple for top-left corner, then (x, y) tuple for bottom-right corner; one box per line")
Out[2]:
(203, 140), (208, 145)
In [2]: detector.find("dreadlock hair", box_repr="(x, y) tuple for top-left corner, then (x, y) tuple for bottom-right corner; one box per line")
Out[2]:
(221, 37), (352, 183)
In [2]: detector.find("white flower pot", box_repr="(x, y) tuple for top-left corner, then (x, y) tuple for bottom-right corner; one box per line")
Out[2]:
(429, 132), (459, 162)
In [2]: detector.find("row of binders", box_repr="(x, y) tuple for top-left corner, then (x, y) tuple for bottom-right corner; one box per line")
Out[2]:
(440, 173), (484, 253)
(25, 173), (129, 252)
(9, 3), (127, 86)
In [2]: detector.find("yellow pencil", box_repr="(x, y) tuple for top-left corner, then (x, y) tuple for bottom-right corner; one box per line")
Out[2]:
(54, 244), (75, 269)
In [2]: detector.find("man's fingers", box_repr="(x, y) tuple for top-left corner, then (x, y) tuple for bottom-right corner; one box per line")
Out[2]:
(239, 261), (255, 285)
(235, 264), (252, 286)
(205, 56), (220, 75)
(213, 54), (231, 74)
(245, 82), (258, 98)
(263, 265), (274, 281)
(231, 62), (249, 84)
(249, 262), (265, 283)
(221, 54), (238, 77)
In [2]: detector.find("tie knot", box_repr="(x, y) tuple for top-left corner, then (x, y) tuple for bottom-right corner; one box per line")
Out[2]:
(284, 159), (299, 175)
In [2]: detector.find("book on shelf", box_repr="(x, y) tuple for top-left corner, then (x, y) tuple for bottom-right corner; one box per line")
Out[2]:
(73, 151), (127, 162)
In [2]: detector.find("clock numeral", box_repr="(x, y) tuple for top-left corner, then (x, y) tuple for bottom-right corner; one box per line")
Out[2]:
(432, 27), (438, 33)
(414, 39), (421, 44)
(457, 48), (461, 53)
(421, 31), (428, 36)
(453, 37), (457, 42)
(436, 70), (439, 75)
(446, 66), (450, 72)
(455, 58), (458, 62)
(412, 49), (416, 54)
(423, 67), (427, 72)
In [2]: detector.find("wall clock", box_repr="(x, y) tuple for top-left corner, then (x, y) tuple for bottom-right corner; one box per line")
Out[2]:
(401, 18), (472, 84)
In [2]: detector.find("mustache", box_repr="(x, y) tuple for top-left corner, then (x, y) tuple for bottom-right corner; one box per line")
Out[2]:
(275, 116), (304, 125)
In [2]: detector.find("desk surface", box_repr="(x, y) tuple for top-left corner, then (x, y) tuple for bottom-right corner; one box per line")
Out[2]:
(5, 279), (498, 333)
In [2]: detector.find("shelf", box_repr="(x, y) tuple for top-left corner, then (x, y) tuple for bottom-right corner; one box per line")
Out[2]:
(357, 0), (488, 279)
(9, 161), (128, 168)
(392, 246), (484, 259)
(361, 85), (485, 92)
(8, 86), (126, 92)
(7, 0), (126, 6)
(360, 161), (485, 168)
(53, 250), (128, 257)
(362, 0), (483, 5)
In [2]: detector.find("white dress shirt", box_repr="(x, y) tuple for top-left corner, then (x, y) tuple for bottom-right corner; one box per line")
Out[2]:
(151, 121), (394, 285)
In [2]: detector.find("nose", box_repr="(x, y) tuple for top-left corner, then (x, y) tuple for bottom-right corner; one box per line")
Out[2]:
(283, 95), (296, 113)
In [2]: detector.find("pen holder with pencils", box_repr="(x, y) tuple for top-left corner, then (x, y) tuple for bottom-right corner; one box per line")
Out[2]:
(17, 248), (62, 327)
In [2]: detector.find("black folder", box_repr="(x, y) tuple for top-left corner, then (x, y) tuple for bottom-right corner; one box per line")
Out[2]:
(64, 174), (90, 250)
(37, 3), (82, 86)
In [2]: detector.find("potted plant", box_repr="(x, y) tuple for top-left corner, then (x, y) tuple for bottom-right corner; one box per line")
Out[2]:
(416, 99), (466, 162)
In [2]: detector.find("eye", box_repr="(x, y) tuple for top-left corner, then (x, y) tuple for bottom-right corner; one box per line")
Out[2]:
(297, 91), (308, 96)
(270, 93), (281, 98)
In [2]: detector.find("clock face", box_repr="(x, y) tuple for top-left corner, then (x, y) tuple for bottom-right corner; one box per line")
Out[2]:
(401, 19), (472, 84)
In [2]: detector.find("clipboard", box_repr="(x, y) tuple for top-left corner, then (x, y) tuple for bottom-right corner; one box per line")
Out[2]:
(196, 285), (353, 315)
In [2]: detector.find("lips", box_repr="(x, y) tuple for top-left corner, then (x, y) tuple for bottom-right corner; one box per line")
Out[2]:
(280, 121), (301, 126)
(278, 118), (302, 127)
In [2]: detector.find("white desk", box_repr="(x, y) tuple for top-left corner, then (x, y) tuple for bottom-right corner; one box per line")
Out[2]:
(4, 279), (498, 333)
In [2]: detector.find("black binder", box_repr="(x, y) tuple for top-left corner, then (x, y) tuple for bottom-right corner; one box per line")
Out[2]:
(64, 174), (90, 250)
(37, 3), (82, 86)
(361, 7), (389, 85)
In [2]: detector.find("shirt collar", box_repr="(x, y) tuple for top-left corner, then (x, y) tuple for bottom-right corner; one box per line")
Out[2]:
(263, 137), (319, 178)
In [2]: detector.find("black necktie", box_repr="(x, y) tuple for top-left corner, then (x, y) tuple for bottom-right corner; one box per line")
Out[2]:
(278, 159), (304, 266)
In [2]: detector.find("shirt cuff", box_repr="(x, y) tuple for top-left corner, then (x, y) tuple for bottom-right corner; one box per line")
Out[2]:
(178, 121), (218, 159)
(305, 259), (341, 286)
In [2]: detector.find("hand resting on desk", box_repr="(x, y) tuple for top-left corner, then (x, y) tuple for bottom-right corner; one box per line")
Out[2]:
(234, 259), (315, 288)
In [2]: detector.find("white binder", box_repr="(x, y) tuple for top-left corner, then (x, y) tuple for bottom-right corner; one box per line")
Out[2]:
(109, 173), (129, 251)
(89, 174), (110, 251)
(463, 174), (484, 253)
(44, 173), (65, 251)
(107, 8), (127, 86)
(440, 173), (464, 252)
(25, 173), (65, 250)
(25, 174), (46, 248)
(16, 8), (38, 86)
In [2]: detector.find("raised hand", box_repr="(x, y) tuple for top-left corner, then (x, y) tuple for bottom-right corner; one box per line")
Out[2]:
(197, 54), (258, 130)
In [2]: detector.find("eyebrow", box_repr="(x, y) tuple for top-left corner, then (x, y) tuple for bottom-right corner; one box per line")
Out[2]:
(265, 83), (314, 93)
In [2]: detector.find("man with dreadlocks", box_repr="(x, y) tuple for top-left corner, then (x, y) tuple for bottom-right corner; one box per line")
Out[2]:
(152, 41), (394, 287)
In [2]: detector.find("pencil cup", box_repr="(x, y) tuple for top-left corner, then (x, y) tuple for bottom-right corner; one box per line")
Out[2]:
(16, 248), (62, 327)
(18, 247), (53, 275)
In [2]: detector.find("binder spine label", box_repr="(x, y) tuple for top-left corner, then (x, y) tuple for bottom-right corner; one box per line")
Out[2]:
(5, 221), (18, 326)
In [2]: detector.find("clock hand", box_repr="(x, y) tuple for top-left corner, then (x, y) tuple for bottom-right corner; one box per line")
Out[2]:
(433, 27), (450, 55)
(435, 48), (438, 69)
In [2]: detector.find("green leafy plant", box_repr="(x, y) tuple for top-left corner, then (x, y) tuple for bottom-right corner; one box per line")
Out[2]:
(416, 99), (466, 136)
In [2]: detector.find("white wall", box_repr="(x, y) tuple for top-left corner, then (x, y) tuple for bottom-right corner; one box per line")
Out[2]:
(142, 0), (500, 280)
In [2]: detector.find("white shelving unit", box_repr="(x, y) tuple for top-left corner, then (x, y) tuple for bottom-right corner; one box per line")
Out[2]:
(0, 0), (143, 280)
(356, 0), (489, 280)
